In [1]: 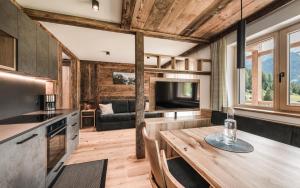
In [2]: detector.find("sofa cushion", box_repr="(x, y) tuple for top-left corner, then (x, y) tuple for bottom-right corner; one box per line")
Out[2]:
(211, 111), (227, 125)
(235, 116), (293, 145)
(100, 100), (129, 113)
(98, 113), (131, 122)
(291, 127), (300, 147)
(99, 103), (114, 115)
(145, 112), (162, 118)
(128, 100), (136, 112)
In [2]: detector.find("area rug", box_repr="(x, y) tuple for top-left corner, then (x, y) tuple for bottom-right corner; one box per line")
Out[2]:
(51, 159), (108, 188)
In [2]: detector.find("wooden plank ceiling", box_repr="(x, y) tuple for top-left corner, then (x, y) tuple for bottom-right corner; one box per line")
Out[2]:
(130, 0), (275, 40)
(21, 0), (283, 44)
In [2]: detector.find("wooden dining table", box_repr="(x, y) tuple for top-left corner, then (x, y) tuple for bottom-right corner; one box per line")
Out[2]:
(160, 126), (300, 188)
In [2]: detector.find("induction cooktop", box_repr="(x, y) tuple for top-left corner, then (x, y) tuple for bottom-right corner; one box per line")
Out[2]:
(0, 113), (62, 125)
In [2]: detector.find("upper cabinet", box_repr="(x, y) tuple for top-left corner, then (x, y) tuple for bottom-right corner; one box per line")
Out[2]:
(36, 26), (49, 77)
(17, 10), (37, 75)
(0, 0), (18, 38)
(48, 36), (58, 80)
(0, 0), (59, 80)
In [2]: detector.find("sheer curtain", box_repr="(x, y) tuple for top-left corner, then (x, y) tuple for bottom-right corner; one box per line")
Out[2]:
(211, 38), (228, 112)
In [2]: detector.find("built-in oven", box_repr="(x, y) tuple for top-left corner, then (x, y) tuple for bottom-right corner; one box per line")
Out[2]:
(47, 118), (67, 174)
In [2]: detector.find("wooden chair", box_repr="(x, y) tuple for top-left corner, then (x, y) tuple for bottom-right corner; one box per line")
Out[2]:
(161, 150), (184, 188)
(142, 127), (166, 188)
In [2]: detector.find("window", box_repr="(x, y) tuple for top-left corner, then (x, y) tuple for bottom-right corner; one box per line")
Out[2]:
(237, 23), (300, 112)
(280, 23), (300, 111)
(239, 37), (275, 108)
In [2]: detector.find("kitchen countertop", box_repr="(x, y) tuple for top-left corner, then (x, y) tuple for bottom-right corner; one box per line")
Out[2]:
(0, 109), (79, 144)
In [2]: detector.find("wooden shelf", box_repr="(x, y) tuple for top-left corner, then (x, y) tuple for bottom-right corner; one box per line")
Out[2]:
(144, 68), (211, 75)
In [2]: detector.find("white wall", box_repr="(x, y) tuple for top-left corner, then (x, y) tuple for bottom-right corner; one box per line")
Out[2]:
(188, 46), (211, 109)
(226, 0), (300, 125)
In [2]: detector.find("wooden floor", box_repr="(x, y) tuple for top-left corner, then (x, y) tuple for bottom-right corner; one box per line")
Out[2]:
(65, 127), (152, 188)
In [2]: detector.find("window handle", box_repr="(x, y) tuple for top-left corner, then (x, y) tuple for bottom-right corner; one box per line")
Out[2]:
(279, 72), (285, 83)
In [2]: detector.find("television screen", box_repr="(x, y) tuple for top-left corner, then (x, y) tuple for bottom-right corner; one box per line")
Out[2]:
(155, 81), (200, 110)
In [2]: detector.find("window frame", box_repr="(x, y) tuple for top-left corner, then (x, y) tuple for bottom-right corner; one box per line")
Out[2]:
(237, 32), (279, 110)
(279, 22), (300, 112)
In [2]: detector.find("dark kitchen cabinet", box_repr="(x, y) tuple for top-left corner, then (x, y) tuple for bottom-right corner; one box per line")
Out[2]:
(0, 126), (46, 188)
(48, 36), (58, 80)
(36, 26), (49, 77)
(0, 0), (18, 38)
(18, 10), (37, 75)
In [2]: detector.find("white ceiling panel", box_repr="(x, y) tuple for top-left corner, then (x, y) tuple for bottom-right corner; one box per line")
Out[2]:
(40, 22), (197, 64)
(16, 0), (122, 23)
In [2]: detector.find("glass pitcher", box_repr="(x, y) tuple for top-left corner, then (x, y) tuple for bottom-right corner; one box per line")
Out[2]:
(223, 107), (237, 145)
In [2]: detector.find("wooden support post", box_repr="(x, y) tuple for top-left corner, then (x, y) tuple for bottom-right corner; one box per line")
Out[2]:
(171, 57), (176, 70)
(197, 60), (203, 71)
(185, 58), (189, 70)
(252, 50), (259, 105)
(135, 32), (145, 159)
(157, 56), (161, 68)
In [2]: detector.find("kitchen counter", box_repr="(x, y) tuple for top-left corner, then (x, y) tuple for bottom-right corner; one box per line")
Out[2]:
(0, 109), (79, 144)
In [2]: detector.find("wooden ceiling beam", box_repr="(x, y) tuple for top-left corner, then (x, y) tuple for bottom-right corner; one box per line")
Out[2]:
(209, 0), (295, 42)
(180, 0), (233, 36)
(23, 8), (208, 43)
(121, 0), (137, 29)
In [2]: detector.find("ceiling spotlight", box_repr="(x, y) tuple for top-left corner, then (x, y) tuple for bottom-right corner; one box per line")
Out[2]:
(92, 0), (99, 11)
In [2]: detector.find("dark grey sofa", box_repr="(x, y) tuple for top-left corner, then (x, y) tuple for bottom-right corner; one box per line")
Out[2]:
(211, 111), (300, 148)
(96, 99), (161, 131)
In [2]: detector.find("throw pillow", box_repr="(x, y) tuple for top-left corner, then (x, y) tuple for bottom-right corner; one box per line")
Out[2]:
(99, 103), (114, 115)
(145, 102), (149, 112)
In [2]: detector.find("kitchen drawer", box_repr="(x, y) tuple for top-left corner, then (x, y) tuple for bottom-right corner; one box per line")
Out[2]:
(68, 111), (79, 125)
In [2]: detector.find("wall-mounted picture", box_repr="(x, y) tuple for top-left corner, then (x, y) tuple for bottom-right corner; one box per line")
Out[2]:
(112, 72), (135, 85)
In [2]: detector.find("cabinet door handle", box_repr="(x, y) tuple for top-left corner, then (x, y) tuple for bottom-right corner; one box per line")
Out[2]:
(71, 123), (77, 127)
(72, 113), (78, 117)
(54, 162), (64, 173)
(72, 135), (78, 140)
(16, 134), (38, 144)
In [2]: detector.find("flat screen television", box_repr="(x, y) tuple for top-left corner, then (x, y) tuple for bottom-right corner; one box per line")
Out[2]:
(155, 81), (200, 110)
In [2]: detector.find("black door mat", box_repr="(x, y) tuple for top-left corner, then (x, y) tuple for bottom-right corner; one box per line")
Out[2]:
(50, 159), (108, 188)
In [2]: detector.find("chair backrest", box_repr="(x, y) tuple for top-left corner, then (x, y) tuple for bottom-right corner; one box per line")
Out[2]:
(160, 150), (184, 188)
(142, 127), (166, 188)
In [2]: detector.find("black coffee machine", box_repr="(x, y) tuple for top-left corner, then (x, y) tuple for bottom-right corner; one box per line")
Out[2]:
(40, 94), (56, 111)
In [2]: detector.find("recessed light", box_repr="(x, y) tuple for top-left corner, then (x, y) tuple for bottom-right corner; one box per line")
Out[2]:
(92, 0), (99, 11)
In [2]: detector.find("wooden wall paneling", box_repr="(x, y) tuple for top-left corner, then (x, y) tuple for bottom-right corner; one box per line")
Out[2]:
(55, 45), (63, 108)
(80, 61), (156, 103)
(135, 32), (145, 159)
